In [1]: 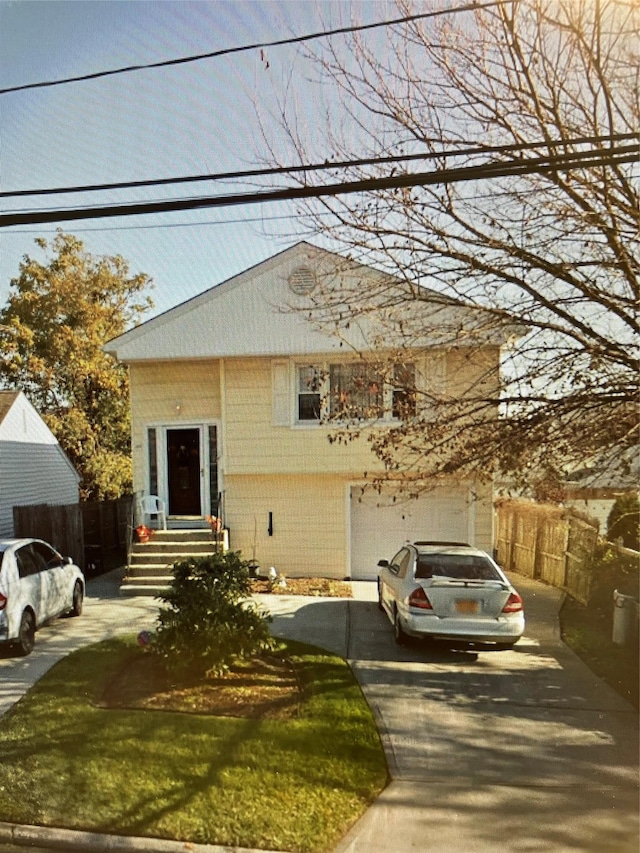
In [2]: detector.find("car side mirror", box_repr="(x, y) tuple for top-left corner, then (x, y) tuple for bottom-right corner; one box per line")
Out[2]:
(377, 559), (389, 568)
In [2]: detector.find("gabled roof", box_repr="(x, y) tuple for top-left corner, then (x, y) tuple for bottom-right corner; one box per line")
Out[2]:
(566, 447), (640, 492)
(106, 242), (521, 363)
(0, 390), (80, 482)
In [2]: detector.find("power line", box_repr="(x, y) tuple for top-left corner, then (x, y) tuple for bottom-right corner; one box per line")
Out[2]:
(0, 144), (635, 228)
(0, 1), (502, 95)
(2, 133), (636, 200)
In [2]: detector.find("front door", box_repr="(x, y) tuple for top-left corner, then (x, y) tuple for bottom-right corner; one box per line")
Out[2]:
(167, 428), (201, 516)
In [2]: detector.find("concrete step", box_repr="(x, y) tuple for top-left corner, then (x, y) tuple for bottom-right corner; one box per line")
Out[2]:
(129, 549), (217, 565)
(120, 583), (169, 597)
(126, 565), (175, 578)
(140, 529), (219, 543)
(131, 542), (218, 555)
(122, 575), (172, 586)
(124, 528), (228, 596)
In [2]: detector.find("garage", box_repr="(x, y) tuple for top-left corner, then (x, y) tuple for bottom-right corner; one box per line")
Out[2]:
(349, 485), (472, 579)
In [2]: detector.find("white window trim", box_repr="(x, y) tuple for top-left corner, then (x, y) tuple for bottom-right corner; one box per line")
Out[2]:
(292, 360), (418, 427)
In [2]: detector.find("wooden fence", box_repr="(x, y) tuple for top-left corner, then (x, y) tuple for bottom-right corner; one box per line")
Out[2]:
(495, 500), (599, 604)
(13, 496), (133, 574)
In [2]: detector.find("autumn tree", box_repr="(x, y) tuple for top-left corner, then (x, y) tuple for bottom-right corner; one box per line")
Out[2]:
(0, 232), (153, 499)
(261, 0), (639, 489)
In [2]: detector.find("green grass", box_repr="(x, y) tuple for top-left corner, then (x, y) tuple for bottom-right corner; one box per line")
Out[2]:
(0, 638), (387, 853)
(560, 596), (639, 710)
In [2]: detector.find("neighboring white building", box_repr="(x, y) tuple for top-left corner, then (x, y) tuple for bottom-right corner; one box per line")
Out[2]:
(564, 447), (640, 534)
(0, 391), (80, 536)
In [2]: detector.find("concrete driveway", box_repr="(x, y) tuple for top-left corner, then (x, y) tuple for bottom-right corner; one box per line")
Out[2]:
(0, 568), (159, 719)
(0, 570), (638, 853)
(264, 576), (639, 853)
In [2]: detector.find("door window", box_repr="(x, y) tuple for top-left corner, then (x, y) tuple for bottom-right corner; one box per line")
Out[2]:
(31, 541), (62, 570)
(167, 428), (202, 515)
(16, 546), (42, 578)
(32, 541), (67, 617)
(389, 548), (410, 576)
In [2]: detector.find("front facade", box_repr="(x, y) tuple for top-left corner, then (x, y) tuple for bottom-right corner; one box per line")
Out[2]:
(0, 391), (80, 536)
(107, 244), (507, 580)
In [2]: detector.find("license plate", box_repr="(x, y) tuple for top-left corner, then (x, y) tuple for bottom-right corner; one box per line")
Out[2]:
(455, 599), (479, 614)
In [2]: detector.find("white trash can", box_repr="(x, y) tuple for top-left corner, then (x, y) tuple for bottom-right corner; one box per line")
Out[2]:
(612, 590), (639, 646)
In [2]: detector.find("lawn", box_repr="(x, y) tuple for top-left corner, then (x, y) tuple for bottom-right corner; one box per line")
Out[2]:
(0, 637), (388, 853)
(561, 596), (639, 710)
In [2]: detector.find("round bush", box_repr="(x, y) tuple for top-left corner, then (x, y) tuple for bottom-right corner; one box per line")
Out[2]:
(152, 551), (273, 678)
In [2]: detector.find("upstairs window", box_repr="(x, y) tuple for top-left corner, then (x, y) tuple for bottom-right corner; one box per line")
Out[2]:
(392, 363), (417, 419)
(297, 366), (323, 421)
(295, 361), (417, 424)
(329, 363), (384, 420)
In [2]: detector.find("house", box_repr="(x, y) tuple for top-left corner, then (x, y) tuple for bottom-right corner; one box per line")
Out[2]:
(106, 243), (515, 580)
(0, 390), (80, 536)
(563, 447), (640, 534)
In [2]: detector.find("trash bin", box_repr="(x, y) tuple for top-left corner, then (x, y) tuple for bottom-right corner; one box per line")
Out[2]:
(612, 590), (639, 647)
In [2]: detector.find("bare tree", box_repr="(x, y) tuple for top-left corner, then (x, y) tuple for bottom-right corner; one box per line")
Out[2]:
(259, 0), (639, 490)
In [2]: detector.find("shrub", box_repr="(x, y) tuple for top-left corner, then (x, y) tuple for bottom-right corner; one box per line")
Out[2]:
(152, 551), (274, 678)
(588, 542), (639, 615)
(607, 494), (640, 550)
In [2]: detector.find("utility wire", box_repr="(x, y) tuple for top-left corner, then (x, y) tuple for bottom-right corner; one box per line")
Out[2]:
(2, 132), (636, 199)
(0, 144), (635, 227)
(0, 1), (502, 95)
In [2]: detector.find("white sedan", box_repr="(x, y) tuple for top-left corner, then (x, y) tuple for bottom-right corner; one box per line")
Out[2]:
(378, 542), (525, 650)
(0, 538), (85, 655)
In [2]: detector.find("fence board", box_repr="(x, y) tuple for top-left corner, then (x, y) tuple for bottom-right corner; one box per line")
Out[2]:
(13, 503), (84, 568)
(13, 496), (133, 573)
(538, 518), (568, 587)
(512, 512), (537, 577)
(495, 500), (598, 603)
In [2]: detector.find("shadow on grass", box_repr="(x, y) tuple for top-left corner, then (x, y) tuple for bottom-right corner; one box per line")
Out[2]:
(0, 636), (387, 853)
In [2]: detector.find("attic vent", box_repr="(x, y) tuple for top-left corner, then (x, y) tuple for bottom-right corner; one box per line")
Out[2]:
(288, 266), (316, 295)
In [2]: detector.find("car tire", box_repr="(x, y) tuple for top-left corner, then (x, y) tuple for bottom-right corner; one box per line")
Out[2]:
(16, 610), (36, 656)
(394, 607), (408, 646)
(377, 580), (384, 611)
(71, 581), (83, 617)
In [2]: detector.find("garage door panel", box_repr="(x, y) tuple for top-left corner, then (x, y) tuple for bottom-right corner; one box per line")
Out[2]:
(350, 487), (470, 579)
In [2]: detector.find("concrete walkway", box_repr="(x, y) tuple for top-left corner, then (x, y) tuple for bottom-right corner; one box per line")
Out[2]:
(0, 570), (638, 853)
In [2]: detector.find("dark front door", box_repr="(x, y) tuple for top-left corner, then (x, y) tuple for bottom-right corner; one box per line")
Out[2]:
(167, 428), (201, 516)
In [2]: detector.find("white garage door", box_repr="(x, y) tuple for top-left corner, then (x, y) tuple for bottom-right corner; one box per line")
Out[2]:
(350, 486), (471, 579)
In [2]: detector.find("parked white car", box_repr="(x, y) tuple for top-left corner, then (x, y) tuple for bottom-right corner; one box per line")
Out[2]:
(378, 542), (525, 650)
(0, 538), (85, 655)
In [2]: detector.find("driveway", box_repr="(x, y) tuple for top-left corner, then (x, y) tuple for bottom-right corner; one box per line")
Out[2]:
(264, 576), (639, 853)
(0, 569), (159, 719)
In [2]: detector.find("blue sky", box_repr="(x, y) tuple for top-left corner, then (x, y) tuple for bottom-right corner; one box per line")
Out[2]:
(0, 0), (387, 318)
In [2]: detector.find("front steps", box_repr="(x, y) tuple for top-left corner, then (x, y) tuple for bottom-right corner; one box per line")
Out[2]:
(121, 528), (225, 596)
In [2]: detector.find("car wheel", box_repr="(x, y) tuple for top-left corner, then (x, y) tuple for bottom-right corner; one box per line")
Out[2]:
(16, 610), (36, 656)
(377, 579), (384, 611)
(71, 581), (83, 617)
(394, 607), (408, 646)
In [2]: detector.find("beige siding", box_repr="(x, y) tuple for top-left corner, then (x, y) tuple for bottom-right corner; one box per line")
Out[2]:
(127, 350), (497, 573)
(472, 479), (495, 554)
(224, 358), (381, 476)
(446, 347), (500, 400)
(225, 474), (347, 579)
(129, 361), (221, 493)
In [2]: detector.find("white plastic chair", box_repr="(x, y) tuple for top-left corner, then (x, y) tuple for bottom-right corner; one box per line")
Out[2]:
(137, 494), (167, 530)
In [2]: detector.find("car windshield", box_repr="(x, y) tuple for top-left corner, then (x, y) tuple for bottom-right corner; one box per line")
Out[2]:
(416, 554), (501, 581)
